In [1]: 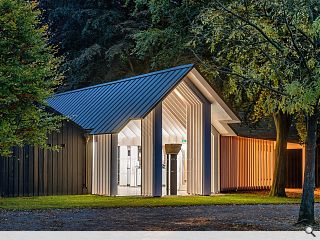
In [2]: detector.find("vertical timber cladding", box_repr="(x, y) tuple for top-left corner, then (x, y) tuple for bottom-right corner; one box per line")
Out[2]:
(0, 121), (87, 197)
(211, 126), (220, 193)
(286, 149), (302, 188)
(220, 136), (306, 191)
(141, 103), (162, 196)
(316, 146), (320, 188)
(220, 136), (277, 191)
(91, 134), (118, 196)
(178, 80), (211, 195)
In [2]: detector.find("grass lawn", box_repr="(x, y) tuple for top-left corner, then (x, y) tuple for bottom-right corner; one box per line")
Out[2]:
(0, 193), (319, 210)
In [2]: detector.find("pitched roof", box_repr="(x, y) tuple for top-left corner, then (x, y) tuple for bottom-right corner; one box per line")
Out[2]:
(47, 64), (194, 134)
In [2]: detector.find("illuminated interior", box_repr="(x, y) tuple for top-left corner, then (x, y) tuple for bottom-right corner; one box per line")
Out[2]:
(91, 68), (240, 197)
(116, 81), (203, 196)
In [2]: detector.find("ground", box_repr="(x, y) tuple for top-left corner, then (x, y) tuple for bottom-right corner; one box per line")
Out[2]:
(0, 190), (319, 231)
(0, 204), (319, 231)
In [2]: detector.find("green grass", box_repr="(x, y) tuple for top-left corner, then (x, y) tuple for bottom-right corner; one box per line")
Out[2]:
(0, 193), (318, 210)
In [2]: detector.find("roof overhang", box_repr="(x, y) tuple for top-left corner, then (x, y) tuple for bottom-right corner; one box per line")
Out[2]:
(187, 68), (241, 136)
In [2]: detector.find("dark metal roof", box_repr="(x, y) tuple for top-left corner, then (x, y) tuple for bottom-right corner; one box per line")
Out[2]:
(47, 64), (194, 134)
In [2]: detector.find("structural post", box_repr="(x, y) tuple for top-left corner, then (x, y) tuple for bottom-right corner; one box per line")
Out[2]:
(153, 102), (162, 197)
(141, 102), (162, 197)
(110, 133), (118, 196)
(203, 100), (211, 195)
(184, 78), (212, 195)
(211, 126), (220, 194)
(85, 135), (93, 194)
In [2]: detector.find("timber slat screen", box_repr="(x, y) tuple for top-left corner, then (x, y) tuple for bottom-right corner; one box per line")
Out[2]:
(220, 136), (275, 191)
(286, 149), (302, 188)
(0, 122), (89, 197)
(220, 136), (304, 191)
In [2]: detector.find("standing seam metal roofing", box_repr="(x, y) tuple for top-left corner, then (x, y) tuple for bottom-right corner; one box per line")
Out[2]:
(47, 64), (194, 134)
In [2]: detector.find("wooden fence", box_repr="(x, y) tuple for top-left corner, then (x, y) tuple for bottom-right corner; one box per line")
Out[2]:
(220, 136), (305, 191)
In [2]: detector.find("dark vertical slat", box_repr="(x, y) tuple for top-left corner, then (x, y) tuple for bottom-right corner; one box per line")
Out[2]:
(72, 126), (78, 194)
(38, 147), (44, 196)
(33, 146), (39, 196)
(43, 145), (48, 195)
(5, 156), (10, 197)
(78, 132), (84, 194)
(58, 126), (63, 195)
(13, 148), (19, 197)
(67, 125), (73, 194)
(0, 155), (4, 196)
(0, 156), (2, 196)
(86, 137), (93, 194)
(298, 150), (302, 188)
(296, 150), (299, 188)
(23, 146), (30, 196)
(28, 146), (34, 196)
(62, 123), (68, 194)
(18, 147), (24, 196)
(287, 151), (291, 188)
(316, 146), (320, 187)
(47, 134), (53, 195)
(52, 132), (58, 195)
(286, 149), (302, 188)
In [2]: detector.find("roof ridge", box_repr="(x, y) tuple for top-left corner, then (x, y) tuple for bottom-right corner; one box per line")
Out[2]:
(50, 64), (194, 98)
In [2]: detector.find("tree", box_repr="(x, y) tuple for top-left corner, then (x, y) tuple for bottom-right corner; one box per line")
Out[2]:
(132, 1), (197, 66)
(0, 0), (62, 156)
(131, 0), (229, 89)
(295, 1), (320, 224)
(39, 0), (149, 91)
(132, 0), (296, 197)
(192, 0), (320, 223)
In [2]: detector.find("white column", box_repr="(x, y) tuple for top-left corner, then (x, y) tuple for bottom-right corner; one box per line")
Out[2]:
(141, 103), (162, 196)
(202, 100), (211, 195)
(92, 134), (118, 196)
(183, 79), (211, 195)
(110, 134), (118, 196)
(186, 101), (203, 195)
(211, 126), (220, 193)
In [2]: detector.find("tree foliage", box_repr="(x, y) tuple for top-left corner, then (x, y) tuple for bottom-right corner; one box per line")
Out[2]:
(132, 1), (199, 67)
(192, 0), (320, 121)
(192, 0), (320, 222)
(39, 0), (149, 91)
(0, 0), (63, 156)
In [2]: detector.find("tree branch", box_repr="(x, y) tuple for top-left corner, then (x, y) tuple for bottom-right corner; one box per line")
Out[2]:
(213, 0), (284, 53)
(281, 0), (312, 76)
(190, 49), (287, 96)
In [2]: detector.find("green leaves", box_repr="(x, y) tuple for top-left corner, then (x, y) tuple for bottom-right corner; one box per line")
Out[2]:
(0, 0), (62, 155)
(191, 0), (320, 140)
(131, 0), (207, 71)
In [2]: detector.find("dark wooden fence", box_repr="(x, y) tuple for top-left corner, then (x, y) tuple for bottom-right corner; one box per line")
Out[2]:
(316, 146), (320, 188)
(0, 122), (90, 197)
(286, 149), (302, 188)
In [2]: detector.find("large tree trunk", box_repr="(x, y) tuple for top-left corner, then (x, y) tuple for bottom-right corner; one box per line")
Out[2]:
(269, 111), (291, 197)
(298, 113), (318, 224)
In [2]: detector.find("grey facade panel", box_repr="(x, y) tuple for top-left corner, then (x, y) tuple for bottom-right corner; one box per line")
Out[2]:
(47, 64), (193, 134)
(0, 122), (89, 197)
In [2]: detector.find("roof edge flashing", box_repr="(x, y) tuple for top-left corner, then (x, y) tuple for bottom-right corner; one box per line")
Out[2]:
(187, 68), (240, 123)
